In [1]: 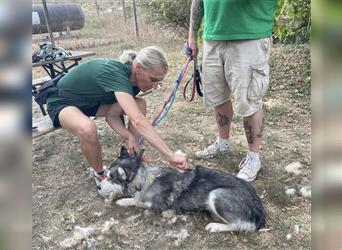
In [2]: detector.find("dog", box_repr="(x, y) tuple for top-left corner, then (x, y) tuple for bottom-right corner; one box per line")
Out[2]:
(107, 146), (266, 233)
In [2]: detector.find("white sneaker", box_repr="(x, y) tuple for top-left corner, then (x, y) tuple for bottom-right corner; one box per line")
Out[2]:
(195, 137), (230, 158)
(94, 167), (119, 198)
(237, 152), (261, 182)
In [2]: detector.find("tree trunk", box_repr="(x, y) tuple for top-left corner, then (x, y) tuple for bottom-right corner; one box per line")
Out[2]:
(94, 0), (100, 18)
(132, 0), (139, 38)
(121, 0), (127, 22)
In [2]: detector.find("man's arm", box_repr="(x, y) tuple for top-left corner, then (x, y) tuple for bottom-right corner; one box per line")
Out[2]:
(188, 0), (204, 57)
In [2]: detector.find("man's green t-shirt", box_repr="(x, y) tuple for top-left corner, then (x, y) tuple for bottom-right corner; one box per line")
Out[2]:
(47, 59), (140, 110)
(203, 0), (277, 40)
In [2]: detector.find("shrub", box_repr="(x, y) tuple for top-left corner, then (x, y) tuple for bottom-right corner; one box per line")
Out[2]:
(140, 0), (311, 43)
(273, 0), (311, 43)
(140, 0), (191, 35)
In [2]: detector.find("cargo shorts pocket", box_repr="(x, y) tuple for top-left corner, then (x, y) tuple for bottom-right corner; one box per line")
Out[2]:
(247, 64), (270, 101)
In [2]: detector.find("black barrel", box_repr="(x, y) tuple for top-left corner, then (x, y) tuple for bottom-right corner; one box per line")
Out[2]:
(32, 4), (85, 34)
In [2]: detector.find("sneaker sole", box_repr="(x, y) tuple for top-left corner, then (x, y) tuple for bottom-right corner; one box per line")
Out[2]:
(236, 174), (257, 182)
(195, 150), (230, 159)
(237, 168), (262, 182)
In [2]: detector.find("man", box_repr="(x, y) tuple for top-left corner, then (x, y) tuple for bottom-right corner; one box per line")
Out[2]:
(188, 0), (277, 182)
(46, 46), (188, 197)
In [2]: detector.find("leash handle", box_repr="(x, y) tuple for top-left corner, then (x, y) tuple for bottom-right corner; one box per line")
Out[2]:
(183, 58), (204, 101)
(183, 76), (195, 102)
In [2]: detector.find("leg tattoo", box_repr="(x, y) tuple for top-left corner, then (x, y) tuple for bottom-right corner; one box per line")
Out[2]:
(217, 113), (230, 127)
(244, 120), (254, 144)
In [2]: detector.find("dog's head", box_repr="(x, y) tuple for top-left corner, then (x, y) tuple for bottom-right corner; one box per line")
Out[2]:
(108, 146), (145, 186)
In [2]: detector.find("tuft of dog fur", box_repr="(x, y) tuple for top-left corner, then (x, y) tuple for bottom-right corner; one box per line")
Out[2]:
(107, 147), (266, 233)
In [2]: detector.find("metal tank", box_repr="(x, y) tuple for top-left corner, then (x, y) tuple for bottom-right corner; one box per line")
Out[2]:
(32, 4), (85, 34)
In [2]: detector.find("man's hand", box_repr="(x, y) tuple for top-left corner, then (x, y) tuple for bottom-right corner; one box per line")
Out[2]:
(187, 37), (198, 58)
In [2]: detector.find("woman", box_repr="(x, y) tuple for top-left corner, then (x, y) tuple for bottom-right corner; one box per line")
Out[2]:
(46, 46), (188, 198)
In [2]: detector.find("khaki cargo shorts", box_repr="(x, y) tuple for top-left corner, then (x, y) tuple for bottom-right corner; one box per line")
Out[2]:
(202, 37), (272, 117)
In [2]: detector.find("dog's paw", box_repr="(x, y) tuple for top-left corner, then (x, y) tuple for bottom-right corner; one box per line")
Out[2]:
(205, 223), (231, 233)
(115, 198), (136, 207)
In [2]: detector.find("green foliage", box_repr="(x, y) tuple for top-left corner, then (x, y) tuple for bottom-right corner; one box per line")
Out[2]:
(140, 0), (191, 35)
(273, 0), (311, 43)
(140, 0), (311, 44)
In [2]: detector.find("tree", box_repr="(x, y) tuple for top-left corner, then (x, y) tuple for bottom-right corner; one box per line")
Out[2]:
(140, 0), (311, 43)
(273, 0), (311, 43)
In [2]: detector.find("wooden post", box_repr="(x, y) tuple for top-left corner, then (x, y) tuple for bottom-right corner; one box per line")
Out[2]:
(42, 0), (55, 44)
(132, 0), (139, 38)
(121, 0), (127, 22)
(94, 0), (100, 18)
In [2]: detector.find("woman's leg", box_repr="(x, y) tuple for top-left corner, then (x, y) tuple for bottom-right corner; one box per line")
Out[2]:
(58, 106), (103, 173)
(97, 98), (147, 140)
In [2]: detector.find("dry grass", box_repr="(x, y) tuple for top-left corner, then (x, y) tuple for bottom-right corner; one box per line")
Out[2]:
(32, 11), (311, 250)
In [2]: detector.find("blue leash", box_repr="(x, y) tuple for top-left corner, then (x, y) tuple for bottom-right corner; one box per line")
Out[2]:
(138, 47), (192, 145)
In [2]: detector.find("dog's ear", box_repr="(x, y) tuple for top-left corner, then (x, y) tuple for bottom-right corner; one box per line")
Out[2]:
(119, 146), (130, 159)
(135, 149), (145, 162)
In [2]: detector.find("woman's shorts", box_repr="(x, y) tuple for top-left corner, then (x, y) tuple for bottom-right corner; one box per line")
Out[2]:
(48, 104), (100, 128)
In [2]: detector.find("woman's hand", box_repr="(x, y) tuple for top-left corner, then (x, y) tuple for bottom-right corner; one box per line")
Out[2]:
(128, 135), (140, 156)
(167, 153), (189, 170)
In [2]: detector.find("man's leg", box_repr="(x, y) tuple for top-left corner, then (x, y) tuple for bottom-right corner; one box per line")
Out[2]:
(195, 100), (232, 158)
(236, 109), (264, 182)
(195, 41), (232, 158)
(59, 106), (103, 172)
(215, 100), (233, 140)
(243, 109), (264, 153)
(228, 37), (271, 182)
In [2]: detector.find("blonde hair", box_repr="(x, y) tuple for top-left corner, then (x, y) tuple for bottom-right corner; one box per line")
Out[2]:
(118, 46), (168, 71)
(118, 50), (137, 64)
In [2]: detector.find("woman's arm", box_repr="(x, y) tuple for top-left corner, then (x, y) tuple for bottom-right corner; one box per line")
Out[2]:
(114, 92), (188, 169)
(105, 103), (139, 155)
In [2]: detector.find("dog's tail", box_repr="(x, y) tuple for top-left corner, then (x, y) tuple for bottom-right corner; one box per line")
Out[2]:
(207, 188), (266, 231)
(253, 204), (266, 230)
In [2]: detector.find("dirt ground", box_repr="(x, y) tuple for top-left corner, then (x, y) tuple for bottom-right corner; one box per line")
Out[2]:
(32, 21), (311, 249)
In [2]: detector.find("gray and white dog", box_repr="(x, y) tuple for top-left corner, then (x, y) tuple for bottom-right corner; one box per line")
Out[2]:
(107, 147), (266, 233)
